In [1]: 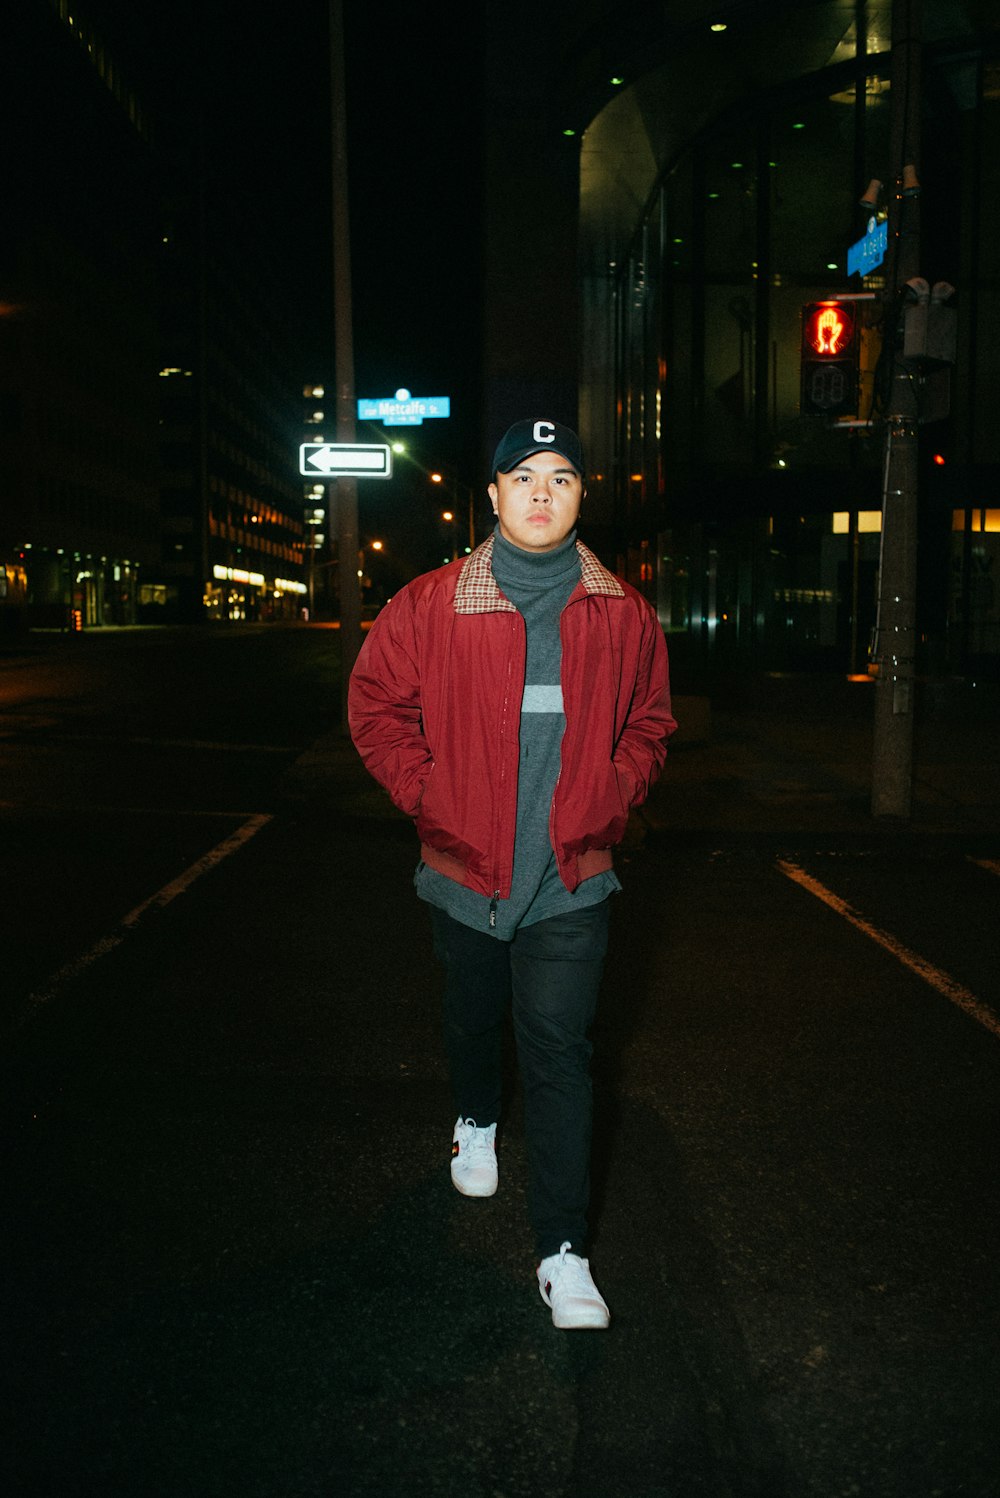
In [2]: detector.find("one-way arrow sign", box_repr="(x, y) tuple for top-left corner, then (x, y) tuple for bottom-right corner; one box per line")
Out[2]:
(299, 442), (392, 478)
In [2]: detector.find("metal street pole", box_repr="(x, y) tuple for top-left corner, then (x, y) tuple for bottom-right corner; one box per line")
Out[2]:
(466, 482), (476, 552)
(451, 474), (477, 552)
(329, 0), (361, 729)
(871, 0), (922, 818)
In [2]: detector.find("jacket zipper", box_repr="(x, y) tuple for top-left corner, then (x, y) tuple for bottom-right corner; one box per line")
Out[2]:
(490, 613), (521, 916)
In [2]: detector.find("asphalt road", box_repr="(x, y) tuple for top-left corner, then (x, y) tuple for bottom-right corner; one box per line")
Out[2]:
(2, 626), (998, 1498)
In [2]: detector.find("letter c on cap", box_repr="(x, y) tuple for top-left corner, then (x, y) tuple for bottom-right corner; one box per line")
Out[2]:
(532, 420), (556, 444)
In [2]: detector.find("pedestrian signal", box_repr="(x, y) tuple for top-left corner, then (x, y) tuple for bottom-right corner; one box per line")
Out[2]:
(800, 301), (859, 416)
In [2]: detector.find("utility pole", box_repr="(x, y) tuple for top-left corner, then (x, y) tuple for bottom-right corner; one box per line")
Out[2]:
(456, 478), (477, 553)
(871, 0), (922, 818)
(433, 469), (478, 557)
(329, 0), (361, 729)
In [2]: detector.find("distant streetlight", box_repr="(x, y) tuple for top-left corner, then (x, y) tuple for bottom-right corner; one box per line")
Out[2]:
(430, 469), (477, 552)
(357, 539), (386, 608)
(440, 509), (457, 561)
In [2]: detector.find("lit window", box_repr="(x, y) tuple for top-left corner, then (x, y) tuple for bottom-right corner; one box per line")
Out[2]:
(951, 510), (1000, 532)
(833, 511), (882, 534)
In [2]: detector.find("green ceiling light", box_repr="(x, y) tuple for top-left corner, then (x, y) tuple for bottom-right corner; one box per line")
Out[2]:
(610, 75), (624, 86)
(710, 22), (727, 31)
(793, 121), (805, 130)
(563, 127), (576, 137)
(826, 261), (838, 270)
(731, 161), (744, 169)
(708, 191), (720, 199)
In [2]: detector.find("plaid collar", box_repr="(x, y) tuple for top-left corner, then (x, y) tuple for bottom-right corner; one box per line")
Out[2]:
(453, 535), (625, 615)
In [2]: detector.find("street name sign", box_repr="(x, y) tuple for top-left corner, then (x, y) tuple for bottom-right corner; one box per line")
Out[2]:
(847, 216), (888, 278)
(357, 387), (451, 426)
(299, 443), (392, 478)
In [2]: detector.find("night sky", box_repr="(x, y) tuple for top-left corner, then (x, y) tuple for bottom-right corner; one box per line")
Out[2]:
(77, 0), (487, 576)
(199, 3), (485, 379)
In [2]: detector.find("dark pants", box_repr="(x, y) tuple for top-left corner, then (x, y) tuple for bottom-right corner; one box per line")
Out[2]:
(429, 900), (610, 1260)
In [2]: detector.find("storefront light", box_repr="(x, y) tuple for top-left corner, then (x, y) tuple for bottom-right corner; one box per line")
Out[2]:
(213, 564), (264, 586)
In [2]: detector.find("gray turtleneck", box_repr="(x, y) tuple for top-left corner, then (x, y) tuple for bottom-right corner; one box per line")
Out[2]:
(414, 525), (621, 939)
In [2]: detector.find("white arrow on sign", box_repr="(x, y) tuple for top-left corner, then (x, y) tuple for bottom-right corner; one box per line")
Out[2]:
(299, 443), (392, 478)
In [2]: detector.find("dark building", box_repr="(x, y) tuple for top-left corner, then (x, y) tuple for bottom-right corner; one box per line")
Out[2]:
(1, 0), (159, 630)
(482, 0), (1000, 679)
(1, 0), (308, 631)
(155, 189), (307, 624)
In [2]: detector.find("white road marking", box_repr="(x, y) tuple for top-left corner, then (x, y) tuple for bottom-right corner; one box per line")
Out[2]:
(1, 803), (261, 817)
(776, 857), (1000, 1040)
(126, 737), (294, 754)
(18, 813), (272, 1024)
(63, 735), (295, 754)
(120, 813), (272, 925)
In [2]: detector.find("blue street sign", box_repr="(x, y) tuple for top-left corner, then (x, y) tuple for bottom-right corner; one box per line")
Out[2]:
(847, 217), (888, 278)
(357, 387), (451, 426)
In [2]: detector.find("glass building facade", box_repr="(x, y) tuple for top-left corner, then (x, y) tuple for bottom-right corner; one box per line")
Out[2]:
(576, 1), (1000, 679)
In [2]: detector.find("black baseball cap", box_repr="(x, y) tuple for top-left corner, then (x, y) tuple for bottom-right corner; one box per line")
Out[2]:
(491, 419), (585, 479)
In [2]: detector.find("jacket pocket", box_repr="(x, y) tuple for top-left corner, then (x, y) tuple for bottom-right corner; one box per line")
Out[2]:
(414, 759), (435, 810)
(612, 757), (638, 812)
(556, 759), (630, 856)
(415, 762), (454, 848)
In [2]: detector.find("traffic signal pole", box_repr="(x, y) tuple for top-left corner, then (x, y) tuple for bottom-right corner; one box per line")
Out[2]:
(871, 0), (922, 818)
(329, 0), (362, 730)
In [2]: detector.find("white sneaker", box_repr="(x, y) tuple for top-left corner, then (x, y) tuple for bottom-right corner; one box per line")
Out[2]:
(450, 1117), (498, 1197)
(537, 1242), (610, 1330)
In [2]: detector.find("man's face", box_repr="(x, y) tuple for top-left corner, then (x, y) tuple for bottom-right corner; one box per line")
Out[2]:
(488, 449), (585, 553)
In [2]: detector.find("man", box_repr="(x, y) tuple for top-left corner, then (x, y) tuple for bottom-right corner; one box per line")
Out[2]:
(348, 418), (675, 1329)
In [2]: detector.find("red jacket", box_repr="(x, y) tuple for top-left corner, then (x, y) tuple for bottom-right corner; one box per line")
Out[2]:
(348, 536), (676, 900)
